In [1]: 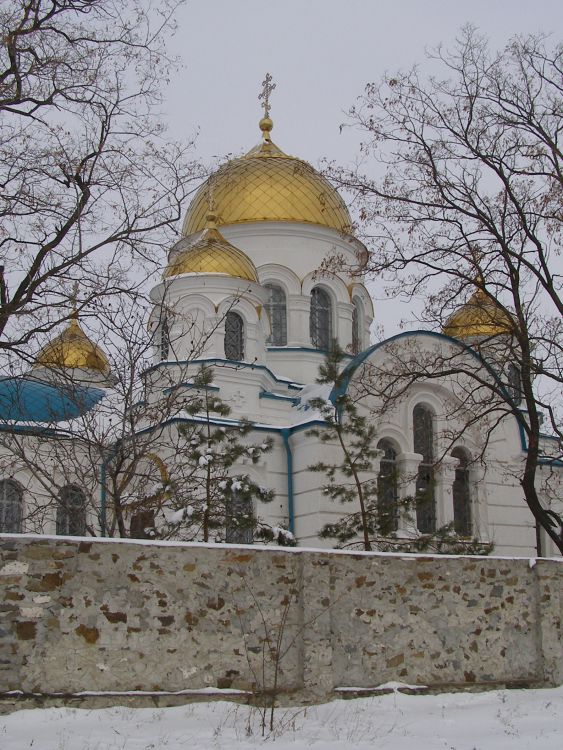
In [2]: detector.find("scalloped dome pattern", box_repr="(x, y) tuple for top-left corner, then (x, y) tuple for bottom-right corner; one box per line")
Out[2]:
(443, 288), (514, 339)
(183, 137), (352, 235)
(165, 226), (258, 282)
(34, 319), (111, 375)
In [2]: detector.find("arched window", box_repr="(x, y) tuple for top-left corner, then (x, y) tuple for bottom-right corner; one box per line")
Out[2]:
(451, 447), (472, 537)
(377, 439), (398, 534)
(265, 283), (287, 346)
(160, 315), (170, 361)
(0, 479), (23, 533)
(352, 298), (362, 354)
(413, 404), (436, 533)
(507, 364), (522, 406)
(56, 485), (87, 536)
(310, 287), (332, 350)
(224, 311), (244, 361)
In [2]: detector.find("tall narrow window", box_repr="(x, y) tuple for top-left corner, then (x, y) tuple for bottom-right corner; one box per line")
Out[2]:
(265, 283), (287, 346)
(56, 485), (86, 536)
(377, 439), (398, 534)
(413, 404), (436, 533)
(225, 485), (254, 544)
(507, 364), (522, 406)
(451, 447), (472, 537)
(130, 510), (155, 539)
(0, 479), (23, 533)
(224, 311), (244, 361)
(310, 287), (332, 350)
(160, 315), (170, 361)
(352, 298), (362, 354)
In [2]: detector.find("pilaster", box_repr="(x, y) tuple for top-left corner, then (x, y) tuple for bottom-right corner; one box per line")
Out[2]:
(435, 456), (459, 527)
(396, 451), (423, 533)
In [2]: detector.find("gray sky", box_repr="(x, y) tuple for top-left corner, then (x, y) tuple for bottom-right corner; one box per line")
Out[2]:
(162, 0), (562, 336)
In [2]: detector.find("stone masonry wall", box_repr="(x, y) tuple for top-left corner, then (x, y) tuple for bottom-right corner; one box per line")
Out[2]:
(0, 536), (561, 701)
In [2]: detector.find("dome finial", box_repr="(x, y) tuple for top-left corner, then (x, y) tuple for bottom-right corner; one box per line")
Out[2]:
(258, 72), (276, 142)
(69, 280), (79, 324)
(206, 175), (217, 228)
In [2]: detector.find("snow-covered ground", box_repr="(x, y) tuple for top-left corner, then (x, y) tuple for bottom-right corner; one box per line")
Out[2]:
(2, 686), (562, 749)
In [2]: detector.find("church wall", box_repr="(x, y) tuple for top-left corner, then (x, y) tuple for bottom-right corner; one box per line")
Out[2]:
(222, 223), (362, 283)
(1, 536), (561, 705)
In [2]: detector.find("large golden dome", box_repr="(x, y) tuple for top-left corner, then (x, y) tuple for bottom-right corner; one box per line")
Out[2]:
(165, 217), (258, 282)
(443, 287), (513, 340)
(34, 317), (111, 375)
(183, 118), (352, 235)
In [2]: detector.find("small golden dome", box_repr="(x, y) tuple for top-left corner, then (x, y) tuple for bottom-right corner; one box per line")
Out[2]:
(443, 288), (513, 339)
(164, 223), (258, 282)
(34, 318), (111, 375)
(183, 119), (352, 235)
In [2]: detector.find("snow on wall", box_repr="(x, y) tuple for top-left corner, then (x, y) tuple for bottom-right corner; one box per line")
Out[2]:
(0, 536), (561, 700)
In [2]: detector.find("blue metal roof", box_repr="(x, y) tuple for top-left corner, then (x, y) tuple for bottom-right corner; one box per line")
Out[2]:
(0, 377), (105, 423)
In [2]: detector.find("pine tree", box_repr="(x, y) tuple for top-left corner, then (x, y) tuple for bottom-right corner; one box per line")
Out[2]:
(152, 365), (293, 545)
(309, 344), (492, 554)
(307, 343), (380, 551)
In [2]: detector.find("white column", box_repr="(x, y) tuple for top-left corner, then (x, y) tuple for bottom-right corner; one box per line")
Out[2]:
(435, 456), (459, 528)
(470, 462), (489, 542)
(336, 301), (354, 351)
(396, 451), (423, 534)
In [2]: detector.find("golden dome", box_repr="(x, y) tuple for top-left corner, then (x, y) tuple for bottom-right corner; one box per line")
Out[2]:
(183, 119), (352, 235)
(443, 288), (513, 339)
(34, 317), (111, 375)
(165, 219), (258, 282)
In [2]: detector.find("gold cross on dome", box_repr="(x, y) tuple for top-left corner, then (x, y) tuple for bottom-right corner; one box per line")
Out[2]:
(259, 73), (276, 119)
(207, 174), (215, 213)
(70, 280), (79, 318)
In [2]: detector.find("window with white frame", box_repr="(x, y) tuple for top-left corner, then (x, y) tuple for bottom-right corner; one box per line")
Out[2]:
(0, 479), (23, 533)
(310, 287), (332, 350)
(224, 311), (244, 361)
(56, 484), (87, 536)
(413, 404), (436, 533)
(225, 490), (254, 544)
(377, 438), (399, 534)
(451, 447), (472, 537)
(265, 283), (287, 346)
(507, 363), (522, 406)
(352, 298), (363, 354)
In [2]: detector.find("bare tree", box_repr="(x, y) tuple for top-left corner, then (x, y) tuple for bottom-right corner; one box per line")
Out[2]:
(0, 293), (207, 537)
(0, 290), (289, 543)
(329, 28), (563, 553)
(0, 0), (202, 366)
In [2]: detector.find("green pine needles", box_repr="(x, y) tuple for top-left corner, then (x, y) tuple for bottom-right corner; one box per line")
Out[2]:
(308, 344), (492, 555)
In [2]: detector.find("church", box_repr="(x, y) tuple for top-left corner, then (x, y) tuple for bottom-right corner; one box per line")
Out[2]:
(0, 98), (561, 557)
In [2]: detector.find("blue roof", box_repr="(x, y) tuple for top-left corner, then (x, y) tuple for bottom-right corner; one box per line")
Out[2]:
(0, 377), (105, 423)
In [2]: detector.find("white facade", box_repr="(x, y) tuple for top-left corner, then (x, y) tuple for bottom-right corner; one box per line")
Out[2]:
(1, 122), (561, 558)
(144, 212), (562, 557)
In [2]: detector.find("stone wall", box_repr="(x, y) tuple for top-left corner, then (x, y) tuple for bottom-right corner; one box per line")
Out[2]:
(0, 536), (561, 702)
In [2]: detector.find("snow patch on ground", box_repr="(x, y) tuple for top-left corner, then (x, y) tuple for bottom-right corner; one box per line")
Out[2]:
(1, 687), (562, 749)
(335, 681), (428, 692)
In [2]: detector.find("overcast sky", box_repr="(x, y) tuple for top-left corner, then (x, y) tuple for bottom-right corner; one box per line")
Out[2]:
(162, 0), (562, 335)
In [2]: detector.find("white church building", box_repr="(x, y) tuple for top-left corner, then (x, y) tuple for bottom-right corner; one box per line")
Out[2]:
(1, 111), (561, 558)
